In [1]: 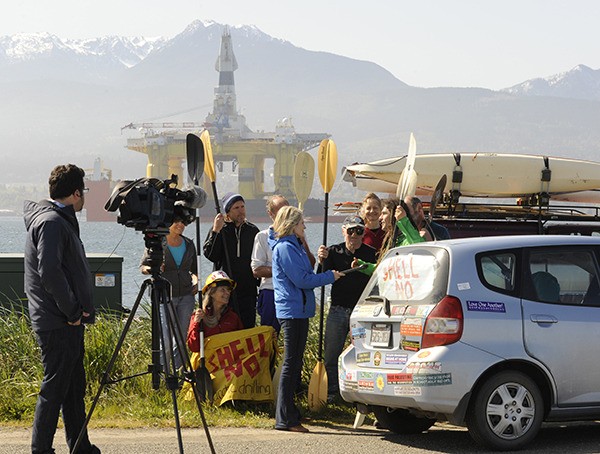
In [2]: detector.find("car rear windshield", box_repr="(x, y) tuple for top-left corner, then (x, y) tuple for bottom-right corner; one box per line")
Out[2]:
(364, 246), (449, 304)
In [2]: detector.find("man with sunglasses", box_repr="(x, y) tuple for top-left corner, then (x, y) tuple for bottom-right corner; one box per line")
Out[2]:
(317, 215), (376, 403)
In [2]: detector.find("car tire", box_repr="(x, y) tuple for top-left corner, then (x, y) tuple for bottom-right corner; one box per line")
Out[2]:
(372, 406), (435, 434)
(466, 370), (543, 451)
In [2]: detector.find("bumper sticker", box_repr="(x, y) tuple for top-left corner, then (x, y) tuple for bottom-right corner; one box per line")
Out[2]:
(394, 386), (422, 396)
(412, 373), (452, 386)
(385, 353), (408, 365)
(466, 301), (506, 313)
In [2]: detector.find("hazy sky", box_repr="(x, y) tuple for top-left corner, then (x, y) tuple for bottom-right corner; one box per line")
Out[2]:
(3, 0), (599, 90)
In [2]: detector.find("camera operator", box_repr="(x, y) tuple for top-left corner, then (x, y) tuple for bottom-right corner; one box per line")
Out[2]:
(140, 206), (198, 369)
(203, 193), (259, 329)
(23, 164), (100, 454)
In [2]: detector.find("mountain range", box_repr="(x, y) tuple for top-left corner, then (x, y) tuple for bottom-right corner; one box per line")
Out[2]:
(1, 20), (599, 194)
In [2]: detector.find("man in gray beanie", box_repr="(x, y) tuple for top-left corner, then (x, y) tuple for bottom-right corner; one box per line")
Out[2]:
(203, 192), (260, 328)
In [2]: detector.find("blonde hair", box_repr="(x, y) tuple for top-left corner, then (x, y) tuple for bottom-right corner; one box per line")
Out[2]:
(273, 205), (303, 238)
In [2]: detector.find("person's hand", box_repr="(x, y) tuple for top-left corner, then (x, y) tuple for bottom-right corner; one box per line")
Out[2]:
(212, 213), (225, 233)
(395, 205), (406, 220)
(191, 274), (199, 295)
(351, 258), (360, 268)
(332, 270), (345, 281)
(420, 229), (433, 241)
(317, 245), (328, 263)
(193, 308), (205, 324)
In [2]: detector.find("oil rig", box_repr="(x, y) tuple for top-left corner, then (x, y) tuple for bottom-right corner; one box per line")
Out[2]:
(122, 27), (329, 206)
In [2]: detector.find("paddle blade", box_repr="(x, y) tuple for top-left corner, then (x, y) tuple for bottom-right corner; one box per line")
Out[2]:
(429, 174), (447, 220)
(186, 133), (204, 183)
(397, 168), (418, 199)
(293, 151), (315, 210)
(307, 360), (328, 412)
(201, 130), (216, 182)
(317, 139), (338, 193)
(396, 133), (418, 200)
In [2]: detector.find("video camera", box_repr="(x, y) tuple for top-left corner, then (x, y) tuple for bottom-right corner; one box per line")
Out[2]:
(104, 175), (207, 232)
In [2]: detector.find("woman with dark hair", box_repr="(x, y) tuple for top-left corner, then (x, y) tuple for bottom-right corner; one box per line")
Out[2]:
(268, 205), (343, 433)
(353, 198), (424, 275)
(140, 207), (197, 368)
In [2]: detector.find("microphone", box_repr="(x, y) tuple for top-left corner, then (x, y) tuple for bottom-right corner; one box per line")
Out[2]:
(177, 185), (208, 209)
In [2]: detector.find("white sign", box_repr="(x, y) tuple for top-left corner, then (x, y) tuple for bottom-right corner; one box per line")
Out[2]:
(375, 254), (436, 301)
(95, 274), (116, 287)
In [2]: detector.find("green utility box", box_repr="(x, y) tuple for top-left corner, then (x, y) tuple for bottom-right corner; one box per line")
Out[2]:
(0, 253), (123, 313)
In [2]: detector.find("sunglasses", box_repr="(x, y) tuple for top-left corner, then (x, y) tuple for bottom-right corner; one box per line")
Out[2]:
(346, 226), (365, 236)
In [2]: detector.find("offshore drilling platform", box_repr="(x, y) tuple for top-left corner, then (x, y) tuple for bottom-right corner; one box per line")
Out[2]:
(121, 27), (329, 211)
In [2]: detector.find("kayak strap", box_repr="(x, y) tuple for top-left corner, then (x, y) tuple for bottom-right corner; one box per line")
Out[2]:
(450, 153), (463, 205)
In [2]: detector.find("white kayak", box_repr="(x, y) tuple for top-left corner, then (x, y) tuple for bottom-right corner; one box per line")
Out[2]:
(345, 153), (600, 198)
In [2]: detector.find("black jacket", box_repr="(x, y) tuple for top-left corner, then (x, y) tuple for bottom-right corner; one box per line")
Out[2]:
(203, 221), (259, 298)
(321, 242), (377, 310)
(23, 199), (95, 332)
(140, 235), (198, 298)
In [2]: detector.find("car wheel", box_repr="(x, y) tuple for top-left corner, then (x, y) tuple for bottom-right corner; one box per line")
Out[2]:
(372, 406), (435, 434)
(466, 371), (543, 451)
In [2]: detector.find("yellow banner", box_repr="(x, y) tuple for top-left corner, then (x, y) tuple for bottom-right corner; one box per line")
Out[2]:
(188, 326), (277, 406)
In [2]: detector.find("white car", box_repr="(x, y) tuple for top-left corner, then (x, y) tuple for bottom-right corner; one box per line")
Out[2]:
(339, 235), (600, 451)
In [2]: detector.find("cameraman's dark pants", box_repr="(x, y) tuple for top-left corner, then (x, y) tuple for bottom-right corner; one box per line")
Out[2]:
(32, 325), (94, 454)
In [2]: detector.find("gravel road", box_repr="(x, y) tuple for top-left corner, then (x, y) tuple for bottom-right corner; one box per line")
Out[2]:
(3, 420), (600, 453)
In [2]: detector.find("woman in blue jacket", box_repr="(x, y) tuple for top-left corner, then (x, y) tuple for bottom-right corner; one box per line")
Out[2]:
(268, 205), (343, 432)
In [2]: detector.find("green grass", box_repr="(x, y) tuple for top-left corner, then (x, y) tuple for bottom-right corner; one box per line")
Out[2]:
(0, 303), (356, 429)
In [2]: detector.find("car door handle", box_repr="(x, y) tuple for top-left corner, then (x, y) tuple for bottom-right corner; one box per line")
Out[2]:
(530, 314), (558, 324)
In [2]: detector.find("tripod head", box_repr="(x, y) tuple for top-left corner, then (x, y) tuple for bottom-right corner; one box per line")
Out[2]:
(143, 228), (170, 278)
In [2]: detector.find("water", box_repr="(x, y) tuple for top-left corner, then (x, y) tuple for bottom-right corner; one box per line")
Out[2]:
(1, 216), (344, 308)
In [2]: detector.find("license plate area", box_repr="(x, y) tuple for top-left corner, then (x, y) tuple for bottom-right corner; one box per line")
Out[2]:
(370, 323), (392, 348)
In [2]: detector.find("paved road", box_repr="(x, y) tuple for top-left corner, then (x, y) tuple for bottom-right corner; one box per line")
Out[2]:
(2, 421), (600, 453)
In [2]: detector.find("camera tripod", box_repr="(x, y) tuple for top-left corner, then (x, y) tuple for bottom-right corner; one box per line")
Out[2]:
(73, 231), (216, 454)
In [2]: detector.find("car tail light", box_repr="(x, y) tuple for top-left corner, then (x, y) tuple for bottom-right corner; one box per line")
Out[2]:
(421, 295), (463, 348)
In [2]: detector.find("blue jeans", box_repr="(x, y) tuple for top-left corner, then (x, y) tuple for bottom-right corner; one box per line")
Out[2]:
(257, 289), (280, 333)
(32, 325), (94, 454)
(275, 318), (309, 429)
(160, 294), (196, 370)
(324, 305), (352, 397)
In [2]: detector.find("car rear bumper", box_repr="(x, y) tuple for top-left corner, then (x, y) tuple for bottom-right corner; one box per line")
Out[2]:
(338, 342), (501, 416)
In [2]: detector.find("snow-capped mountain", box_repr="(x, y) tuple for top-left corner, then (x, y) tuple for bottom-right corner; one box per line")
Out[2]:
(0, 32), (166, 68)
(503, 65), (600, 100)
(0, 19), (599, 186)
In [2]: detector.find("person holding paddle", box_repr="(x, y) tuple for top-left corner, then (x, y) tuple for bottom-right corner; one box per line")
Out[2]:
(352, 199), (424, 276)
(187, 271), (243, 348)
(203, 193), (260, 329)
(268, 205), (344, 433)
(318, 215), (377, 403)
(404, 195), (451, 241)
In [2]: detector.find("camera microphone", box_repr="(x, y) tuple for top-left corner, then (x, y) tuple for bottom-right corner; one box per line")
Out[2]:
(177, 185), (208, 209)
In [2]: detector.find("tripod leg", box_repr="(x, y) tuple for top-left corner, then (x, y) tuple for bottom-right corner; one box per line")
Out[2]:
(160, 281), (217, 454)
(72, 279), (150, 454)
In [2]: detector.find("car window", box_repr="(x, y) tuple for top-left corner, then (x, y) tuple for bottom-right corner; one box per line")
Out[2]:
(526, 248), (600, 306)
(364, 246), (448, 304)
(478, 252), (517, 292)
